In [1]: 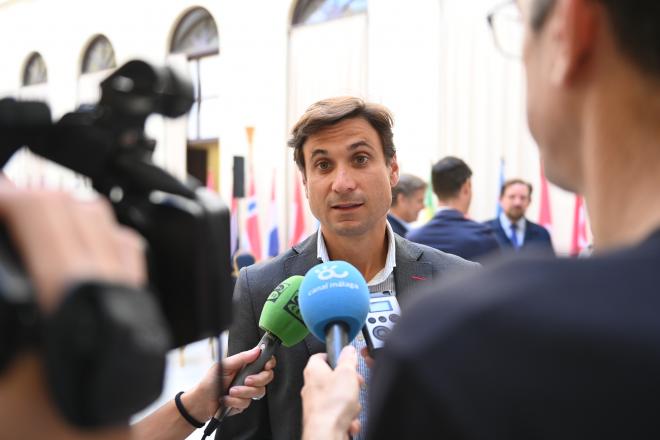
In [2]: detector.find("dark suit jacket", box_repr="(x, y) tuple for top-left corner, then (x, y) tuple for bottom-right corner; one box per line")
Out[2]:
(485, 217), (554, 255)
(387, 213), (408, 237)
(217, 232), (477, 440)
(368, 229), (660, 439)
(406, 209), (500, 262)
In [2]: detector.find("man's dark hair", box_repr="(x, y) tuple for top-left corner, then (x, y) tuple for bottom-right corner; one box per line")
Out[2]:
(531, 0), (660, 76)
(431, 156), (472, 200)
(288, 97), (396, 175)
(392, 174), (427, 207)
(500, 178), (533, 198)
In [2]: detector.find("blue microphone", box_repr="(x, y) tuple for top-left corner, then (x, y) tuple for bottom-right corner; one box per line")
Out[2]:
(299, 261), (370, 368)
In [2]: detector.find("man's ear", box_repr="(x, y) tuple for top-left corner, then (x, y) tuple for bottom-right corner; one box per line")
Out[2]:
(552, 0), (599, 85)
(462, 179), (472, 196)
(302, 176), (309, 199)
(389, 155), (400, 187)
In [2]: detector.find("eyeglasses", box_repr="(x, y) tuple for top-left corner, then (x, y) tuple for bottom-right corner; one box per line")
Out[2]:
(487, 1), (524, 59)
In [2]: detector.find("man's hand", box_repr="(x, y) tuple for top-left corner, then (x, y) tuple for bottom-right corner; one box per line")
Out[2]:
(359, 347), (375, 369)
(181, 346), (277, 422)
(301, 346), (363, 440)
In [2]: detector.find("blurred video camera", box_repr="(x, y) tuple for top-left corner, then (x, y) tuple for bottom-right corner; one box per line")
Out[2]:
(0, 60), (233, 426)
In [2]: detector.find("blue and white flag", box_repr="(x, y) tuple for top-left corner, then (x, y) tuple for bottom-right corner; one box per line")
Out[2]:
(496, 157), (505, 217)
(267, 171), (280, 258)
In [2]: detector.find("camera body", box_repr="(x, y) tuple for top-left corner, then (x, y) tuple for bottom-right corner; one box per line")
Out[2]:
(0, 60), (233, 426)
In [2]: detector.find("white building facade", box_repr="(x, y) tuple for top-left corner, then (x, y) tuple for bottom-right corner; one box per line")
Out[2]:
(0, 0), (581, 254)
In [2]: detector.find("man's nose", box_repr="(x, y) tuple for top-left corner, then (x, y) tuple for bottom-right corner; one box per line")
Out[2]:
(331, 167), (357, 193)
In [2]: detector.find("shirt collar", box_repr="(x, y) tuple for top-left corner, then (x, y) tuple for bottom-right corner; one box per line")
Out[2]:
(499, 212), (527, 233)
(316, 222), (397, 286)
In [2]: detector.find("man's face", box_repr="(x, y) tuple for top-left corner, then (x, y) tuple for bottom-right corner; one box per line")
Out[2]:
(520, 0), (582, 191)
(500, 182), (531, 222)
(302, 117), (399, 238)
(397, 188), (426, 223)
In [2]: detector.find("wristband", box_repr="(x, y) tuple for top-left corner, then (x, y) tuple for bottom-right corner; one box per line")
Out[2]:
(175, 391), (205, 429)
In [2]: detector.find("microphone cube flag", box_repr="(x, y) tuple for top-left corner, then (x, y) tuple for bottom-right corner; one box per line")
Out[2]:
(259, 276), (308, 347)
(299, 261), (370, 342)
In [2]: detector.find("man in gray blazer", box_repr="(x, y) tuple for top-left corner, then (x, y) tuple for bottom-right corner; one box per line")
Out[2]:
(218, 97), (476, 440)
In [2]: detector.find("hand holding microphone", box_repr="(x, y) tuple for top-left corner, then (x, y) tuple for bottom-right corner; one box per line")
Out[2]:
(202, 275), (309, 438)
(298, 261), (369, 440)
(301, 346), (363, 439)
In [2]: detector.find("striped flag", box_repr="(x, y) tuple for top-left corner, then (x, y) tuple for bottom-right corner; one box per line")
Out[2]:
(267, 171), (280, 258)
(538, 162), (553, 232)
(571, 195), (589, 256)
(496, 157), (505, 217)
(290, 174), (306, 246)
(245, 169), (262, 261)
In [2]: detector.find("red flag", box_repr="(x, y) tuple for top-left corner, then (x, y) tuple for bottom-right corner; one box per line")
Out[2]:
(206, 169), (216, 191)
(538, 163), (553, 232)
(571, 195), (589, 256)
(245, 168), (262, 261)
(290, 175), (306, 247)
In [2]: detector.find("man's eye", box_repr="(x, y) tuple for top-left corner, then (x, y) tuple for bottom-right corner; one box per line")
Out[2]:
(355, 155), (369, 165)
(317, 161), (330, 170)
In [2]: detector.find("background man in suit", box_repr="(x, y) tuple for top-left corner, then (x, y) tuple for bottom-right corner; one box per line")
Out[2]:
(387, 173), (427, 237)
(407, 156), (500, 262)
(485, 178), (554, 254)
(301, 0), (660, 438)
(219, 97), (475, 440)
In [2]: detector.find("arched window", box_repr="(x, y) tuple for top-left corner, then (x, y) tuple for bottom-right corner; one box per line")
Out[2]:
(22, 52), (47, 86)
(81, 35), (116, 74)
(170, 7), (220, 189)
(292, 0), (367, 26)
(171, 7), (219, 58)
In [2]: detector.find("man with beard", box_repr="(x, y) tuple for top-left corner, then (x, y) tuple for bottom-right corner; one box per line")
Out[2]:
(485, 178), (553, 254)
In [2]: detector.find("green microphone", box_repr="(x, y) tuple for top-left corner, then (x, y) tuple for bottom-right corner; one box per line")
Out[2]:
(204, 276), (307, 436)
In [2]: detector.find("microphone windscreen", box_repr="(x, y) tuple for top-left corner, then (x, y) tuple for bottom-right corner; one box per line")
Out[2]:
(299, 261), (369, 342)
(258, 276), (308, 347)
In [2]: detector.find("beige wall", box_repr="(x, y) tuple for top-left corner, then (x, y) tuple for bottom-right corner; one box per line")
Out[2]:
(0, 0), (581, 254)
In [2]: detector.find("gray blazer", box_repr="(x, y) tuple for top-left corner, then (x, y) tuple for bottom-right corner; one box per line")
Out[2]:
(217, 233), (477, 440)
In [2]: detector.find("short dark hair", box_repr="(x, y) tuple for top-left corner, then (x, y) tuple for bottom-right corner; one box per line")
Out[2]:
(500, 178), (533, 198)
(431, 156), (472, 200)
(531, 0), (660, 76)
(392, 174), (427, 207)
(288, 97), (396, 175)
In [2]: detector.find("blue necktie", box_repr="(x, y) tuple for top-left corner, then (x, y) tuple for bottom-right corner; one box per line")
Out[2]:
(510, 222), (520, 249)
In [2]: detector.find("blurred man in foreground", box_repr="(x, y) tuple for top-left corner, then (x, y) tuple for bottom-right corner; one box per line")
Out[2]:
(301, 0), (660, 438)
